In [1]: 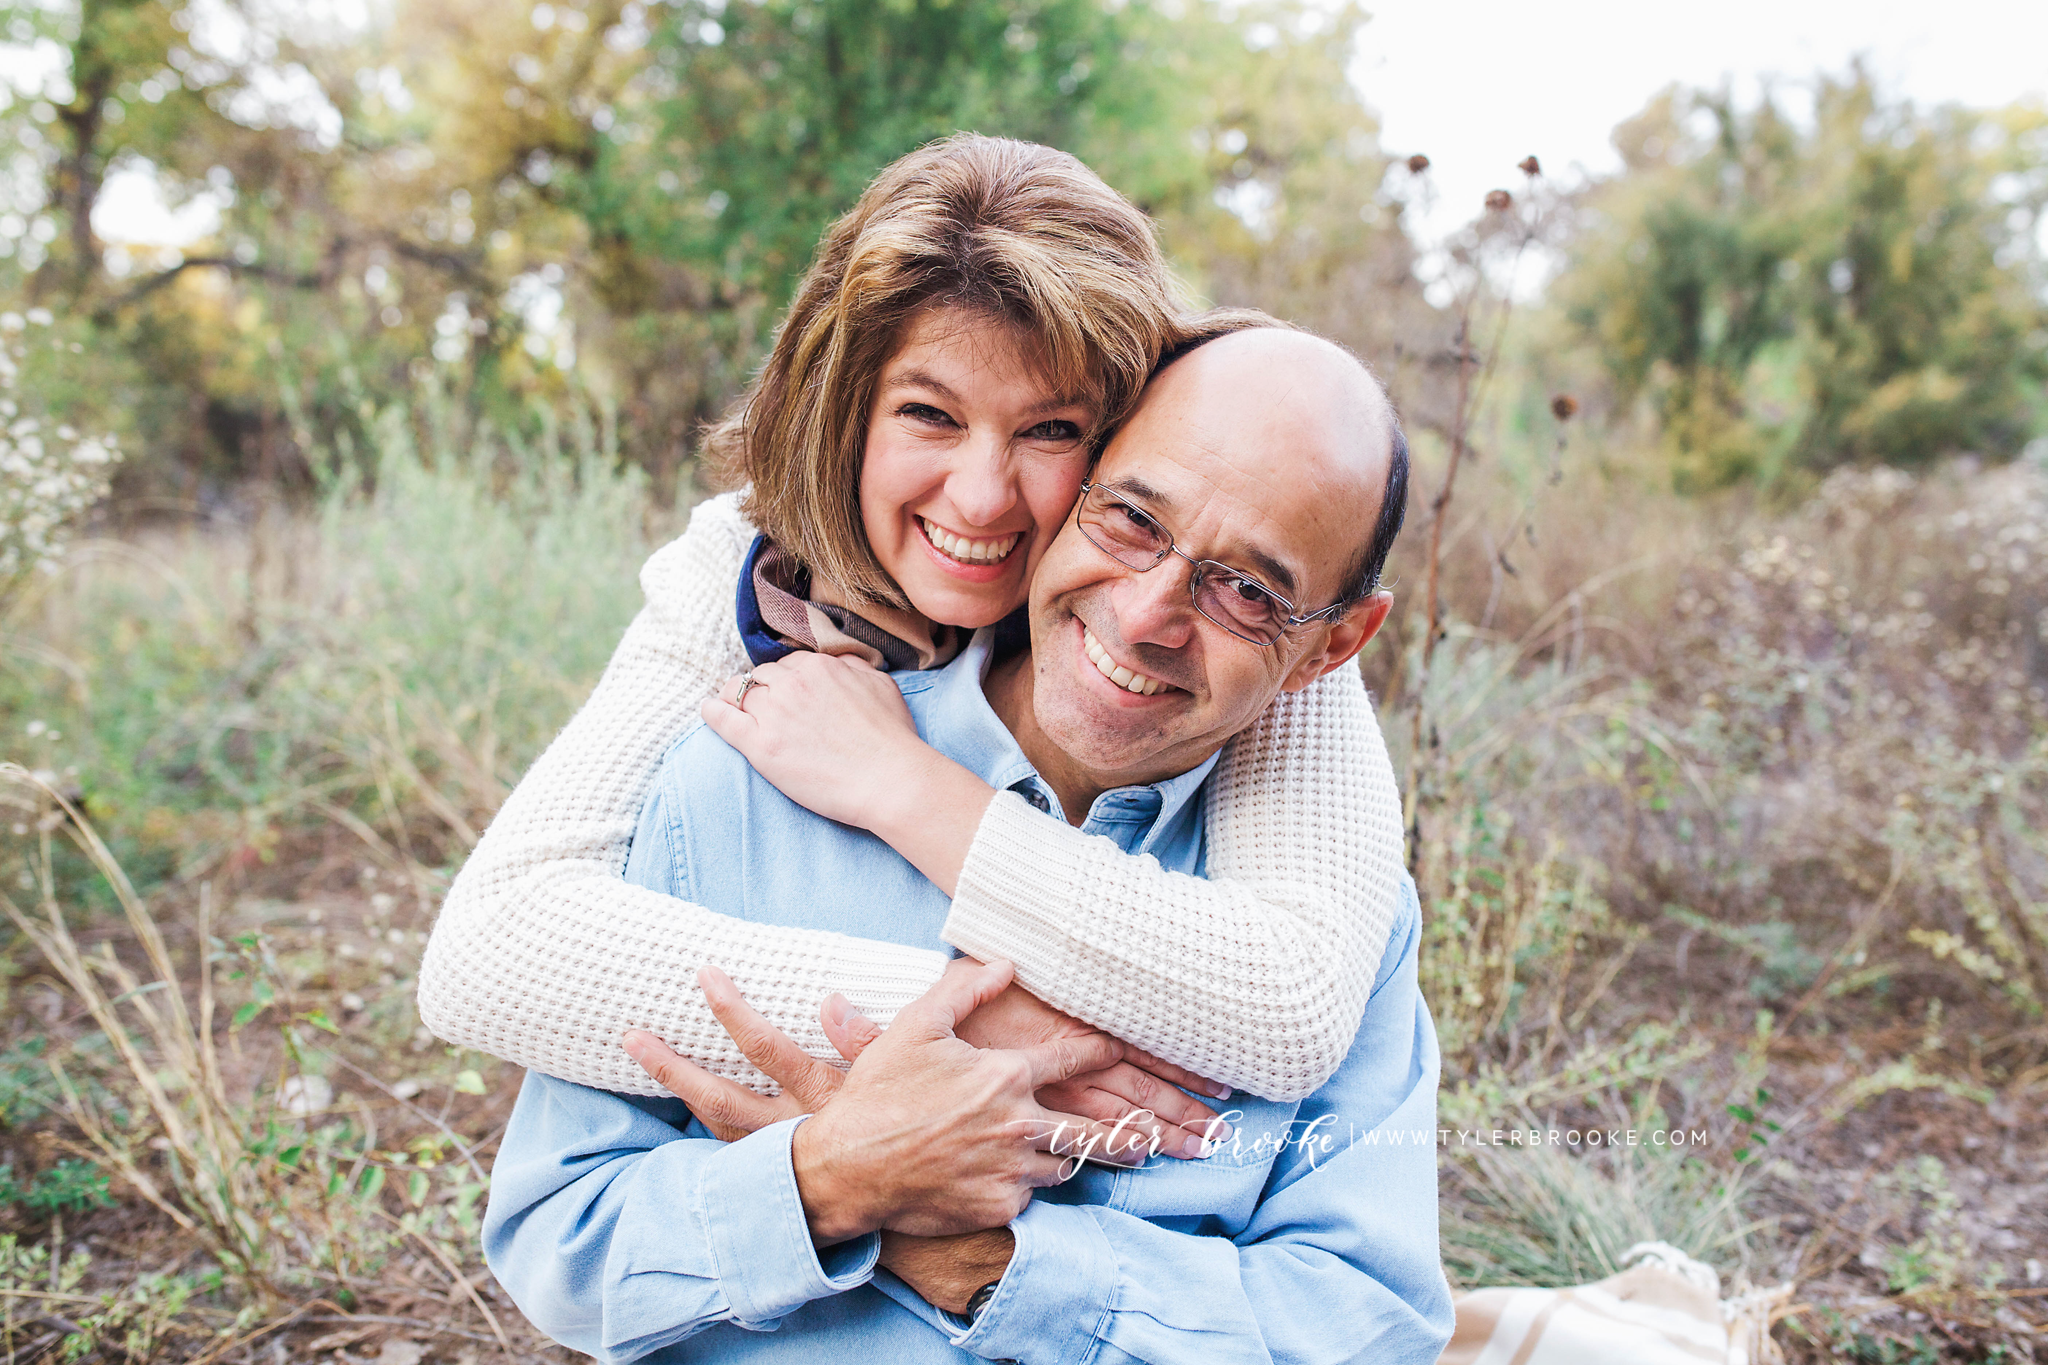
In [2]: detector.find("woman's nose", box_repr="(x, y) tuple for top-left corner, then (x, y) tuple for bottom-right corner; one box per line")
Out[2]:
(943, 434), (1020, 528)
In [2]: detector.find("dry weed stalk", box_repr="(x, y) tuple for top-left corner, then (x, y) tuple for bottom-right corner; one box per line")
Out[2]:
(0, 764), (277, 1293)
(1399, 156), (1553, 874)
(0, 765), (452, 1319)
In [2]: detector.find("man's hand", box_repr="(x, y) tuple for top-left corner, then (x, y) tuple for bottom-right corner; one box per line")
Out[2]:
(621, 967), (866, 1142)
(626, 967), (1231, 1158)
(624, 959), (1159, 1244)
(879, 1229), (1015, 1317)
(959, 983), (1231, 1158)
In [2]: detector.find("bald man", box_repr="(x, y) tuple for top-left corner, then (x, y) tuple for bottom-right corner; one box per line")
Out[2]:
(485, 325), (1455, 1364)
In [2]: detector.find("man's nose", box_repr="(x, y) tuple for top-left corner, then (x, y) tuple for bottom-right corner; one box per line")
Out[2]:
(943, 434), (1020, 529)
(1111, 556), (1197, 651)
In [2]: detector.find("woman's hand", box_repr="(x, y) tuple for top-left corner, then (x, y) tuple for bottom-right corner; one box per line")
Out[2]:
(958, 982), (1232, 1158)
(700, 652), (995, 895)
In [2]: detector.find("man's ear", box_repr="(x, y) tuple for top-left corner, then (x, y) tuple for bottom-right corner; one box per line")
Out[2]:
(1280, 591), (1393, 693)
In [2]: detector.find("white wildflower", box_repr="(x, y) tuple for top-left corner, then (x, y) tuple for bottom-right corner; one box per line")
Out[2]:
(0, 311), (121, 595)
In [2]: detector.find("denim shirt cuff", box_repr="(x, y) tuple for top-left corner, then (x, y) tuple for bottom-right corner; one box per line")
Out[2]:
(687, 1115), (879, 1327)
(949, 1200), (1115, 1362)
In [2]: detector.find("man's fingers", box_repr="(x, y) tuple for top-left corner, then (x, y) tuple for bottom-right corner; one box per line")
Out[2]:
(1018, 1029), (1123, 1089)
(820, 993), (882, 1062)
(620, 1029), (782, 1140)
(1120, 1045), (1233, 1102)
(698, 967), (842, 1109)
(1022, 1150), (1092, 1188)
(899, 956), (1016, 1038)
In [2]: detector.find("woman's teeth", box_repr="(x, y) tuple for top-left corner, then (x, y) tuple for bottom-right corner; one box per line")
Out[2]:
(920, 518), (1021, 565)
(1083, 625), (1166, 696)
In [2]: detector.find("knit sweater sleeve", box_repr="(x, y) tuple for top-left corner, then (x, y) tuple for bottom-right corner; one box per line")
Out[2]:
(416, 492), (952, 1097)
(941, 671), (1408, 1102)
(419, 493), (1407, 1103)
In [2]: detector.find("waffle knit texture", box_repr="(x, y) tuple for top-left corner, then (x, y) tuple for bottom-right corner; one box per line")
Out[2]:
(416, 492), (1408, 1101)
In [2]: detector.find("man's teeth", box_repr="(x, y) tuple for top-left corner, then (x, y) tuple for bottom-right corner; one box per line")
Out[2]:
(1082, 625), (1166, 696)
(920, 518), (1021, 564)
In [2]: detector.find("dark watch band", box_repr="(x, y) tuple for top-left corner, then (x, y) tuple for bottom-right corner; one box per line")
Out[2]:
(965, 1279), (1002, 1323)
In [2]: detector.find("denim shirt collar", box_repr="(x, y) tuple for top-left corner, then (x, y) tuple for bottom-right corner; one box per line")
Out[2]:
(899, 627), (1220, 859)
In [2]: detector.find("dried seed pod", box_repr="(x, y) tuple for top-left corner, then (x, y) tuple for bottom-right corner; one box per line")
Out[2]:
(1406, 153), (1431, 174)
(1551, 394), (1579, 421)
(1485, 189), (1513, 212)
(1519, 155), (1542, 177)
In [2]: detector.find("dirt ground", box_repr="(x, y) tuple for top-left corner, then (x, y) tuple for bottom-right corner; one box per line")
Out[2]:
(4, 835), (2040, 1363)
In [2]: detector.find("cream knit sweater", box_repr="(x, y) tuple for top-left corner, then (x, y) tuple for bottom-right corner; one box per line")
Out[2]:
(416, 492), (1409, 1102)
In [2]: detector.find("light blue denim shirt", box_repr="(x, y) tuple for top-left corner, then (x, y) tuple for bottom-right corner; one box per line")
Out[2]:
(483, 629), (1452, 1364)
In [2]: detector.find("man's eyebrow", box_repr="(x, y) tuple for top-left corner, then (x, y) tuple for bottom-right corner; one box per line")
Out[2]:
(1236, 546), (1299, 598)
(1103, 474), (1172, 509)
(1104, 475), (1300, 597)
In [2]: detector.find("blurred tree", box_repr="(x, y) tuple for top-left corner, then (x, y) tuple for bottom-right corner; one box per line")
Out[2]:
(1154, 2), (1429, 400)
(1562, 70), (2048, 488)
(5, 0), (1383, 502)
(551, 0), (1237, 491)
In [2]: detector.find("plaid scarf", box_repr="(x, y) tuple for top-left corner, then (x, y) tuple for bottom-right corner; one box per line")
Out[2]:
(736, 535), (963, 672)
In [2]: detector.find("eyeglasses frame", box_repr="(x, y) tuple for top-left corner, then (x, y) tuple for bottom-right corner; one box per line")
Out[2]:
(1072, 479), (1350, 647)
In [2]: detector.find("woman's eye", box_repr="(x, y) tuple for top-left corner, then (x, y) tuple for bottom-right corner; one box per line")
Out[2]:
(1022, 419), (1082, 441)
(899, 403), (956, 427)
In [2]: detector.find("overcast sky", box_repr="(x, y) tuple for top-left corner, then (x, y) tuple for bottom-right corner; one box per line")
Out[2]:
(1352, 0), (2048, 247)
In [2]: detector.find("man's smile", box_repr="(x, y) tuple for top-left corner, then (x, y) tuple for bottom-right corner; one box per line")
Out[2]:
(1078, 619), (1176, 699)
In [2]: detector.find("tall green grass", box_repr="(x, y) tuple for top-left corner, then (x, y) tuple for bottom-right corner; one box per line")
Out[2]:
(2, 385), (661, 903)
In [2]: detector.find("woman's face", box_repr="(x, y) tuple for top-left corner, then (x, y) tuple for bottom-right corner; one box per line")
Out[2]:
(859, 307), (1099, 629)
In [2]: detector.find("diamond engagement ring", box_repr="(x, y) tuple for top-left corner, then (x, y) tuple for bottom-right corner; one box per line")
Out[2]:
(735, 673), (765, 709)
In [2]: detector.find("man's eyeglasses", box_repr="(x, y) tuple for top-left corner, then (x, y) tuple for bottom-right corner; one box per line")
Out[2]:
(1071, 480), (1347, 647)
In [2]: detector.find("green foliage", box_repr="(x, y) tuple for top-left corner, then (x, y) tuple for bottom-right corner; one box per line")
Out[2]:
(0, 0), (1366, 500)
(0, 1038), (61, 1127)
(0, 377), (654, 892)
(1562, 71), (2048, 486)
(1440, 1137), (1761, 1289)
(1723, 1087), (1781, 1164)
(0, 1158), (114, 1216)
(609, 0), (1191, 303)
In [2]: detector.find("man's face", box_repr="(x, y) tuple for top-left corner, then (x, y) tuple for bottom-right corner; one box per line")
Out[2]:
(1020, 330), (1395, 788)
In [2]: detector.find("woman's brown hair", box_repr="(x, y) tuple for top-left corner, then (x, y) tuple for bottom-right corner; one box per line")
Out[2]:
(704, 134), (1185, 607)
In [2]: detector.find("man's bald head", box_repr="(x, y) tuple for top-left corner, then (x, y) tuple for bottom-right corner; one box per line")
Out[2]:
(1146, 324), (1408, 610)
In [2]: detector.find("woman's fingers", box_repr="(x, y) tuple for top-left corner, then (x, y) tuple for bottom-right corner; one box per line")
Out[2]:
(1077, 1060), (1221, 1132)
(1035, 1062), (1227, 1159)
(821, 993), (882, 1063)
(1119, 1045), (1233, 1102)
(1018, 1104), (1151, 1169)
(698, 966), (844, 1110)
(620, 1029), (786, 1141)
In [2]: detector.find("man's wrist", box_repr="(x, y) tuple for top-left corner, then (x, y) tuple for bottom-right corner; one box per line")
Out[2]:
(790, 1112), (884, 1245)
(879, 1228), (1016, 1316)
